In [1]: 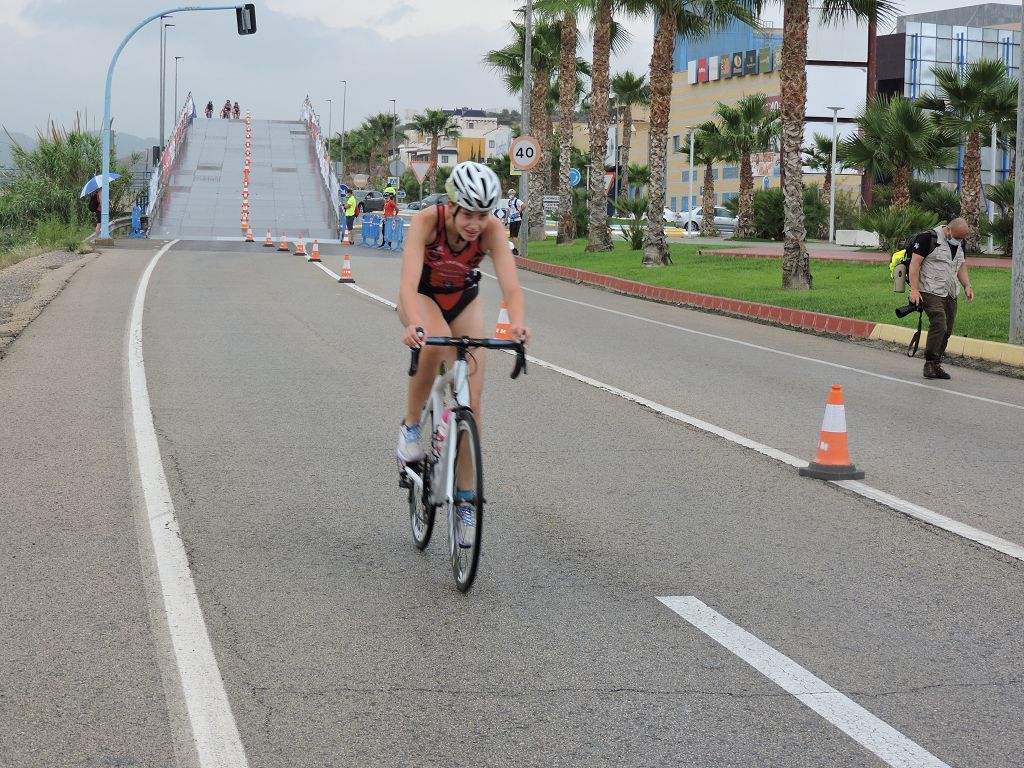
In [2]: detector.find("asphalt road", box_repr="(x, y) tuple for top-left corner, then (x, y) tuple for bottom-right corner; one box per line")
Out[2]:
(1, 239), (1022, 767)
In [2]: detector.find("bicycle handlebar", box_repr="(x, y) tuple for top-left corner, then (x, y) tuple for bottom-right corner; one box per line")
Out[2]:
(407, 329), (527, 379)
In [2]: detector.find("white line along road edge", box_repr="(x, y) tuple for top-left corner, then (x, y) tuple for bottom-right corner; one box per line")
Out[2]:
(659, 597), (951, 768)
(128, 241), (250, 768)
(320, 270), (1024, 564)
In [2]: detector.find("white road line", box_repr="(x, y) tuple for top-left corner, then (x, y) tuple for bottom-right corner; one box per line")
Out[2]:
(480, 272), (1024, 412)
(314, 263), (1024, 563)
(315, 262), (398, 309)
(128, 241), (250, 768)
(658, 597), (951, 768)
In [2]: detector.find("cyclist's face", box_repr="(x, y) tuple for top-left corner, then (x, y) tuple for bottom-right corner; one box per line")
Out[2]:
(451, 206), (489, 241)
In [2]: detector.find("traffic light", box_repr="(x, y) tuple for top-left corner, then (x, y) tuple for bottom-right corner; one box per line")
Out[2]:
(236, 4), (256, 35)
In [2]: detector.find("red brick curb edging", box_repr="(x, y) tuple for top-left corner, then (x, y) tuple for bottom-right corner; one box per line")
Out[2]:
(514, 255), (878, 338)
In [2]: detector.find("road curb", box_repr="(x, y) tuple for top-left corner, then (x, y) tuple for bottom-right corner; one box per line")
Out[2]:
(513, 255), (1024, 369)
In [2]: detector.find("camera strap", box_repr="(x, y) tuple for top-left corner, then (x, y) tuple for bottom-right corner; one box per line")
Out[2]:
(906, 309), (923, 358)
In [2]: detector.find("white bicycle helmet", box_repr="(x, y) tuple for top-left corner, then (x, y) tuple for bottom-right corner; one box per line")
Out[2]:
(445, 161), (501, 212)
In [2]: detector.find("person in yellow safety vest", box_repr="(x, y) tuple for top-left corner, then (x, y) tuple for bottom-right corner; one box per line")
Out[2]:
(344, 189), (358, 235)
(383, 184), (397, 197)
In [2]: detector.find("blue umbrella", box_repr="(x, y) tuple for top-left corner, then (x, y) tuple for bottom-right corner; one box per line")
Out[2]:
(80, 173), (120, 198)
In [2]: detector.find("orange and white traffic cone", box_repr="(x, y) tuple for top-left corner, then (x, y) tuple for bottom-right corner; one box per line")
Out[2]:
(798, 385), (865, 480)
(494, 301), (511, 339)
(338, 254), (355, 283)
(245, 227), (255, 243)
(308, 239), (321, 262)
(341, 226), (352, 245)
(293, 236), (307, 257)
(278, 232), (290, 252)
(263, 228), (274, 247)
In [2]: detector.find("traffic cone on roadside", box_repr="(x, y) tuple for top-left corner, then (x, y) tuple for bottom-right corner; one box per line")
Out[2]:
(341, 227), (352, 245)
(798, 385), (865, 480)
(338, 254), (355, 283)
(263, 228), (274, 247)
(494, 302), (511, 339)
(278, 232), (290, 252)
(308, 240), (321, 262)
(293, 236), (307, 257)
(245, 227), (255, 243)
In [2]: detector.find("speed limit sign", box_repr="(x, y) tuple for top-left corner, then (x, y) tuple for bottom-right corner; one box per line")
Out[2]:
(510, 134), (542, 172)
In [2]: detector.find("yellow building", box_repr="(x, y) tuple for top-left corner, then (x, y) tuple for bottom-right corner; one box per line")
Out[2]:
(571, 105), (652, 191)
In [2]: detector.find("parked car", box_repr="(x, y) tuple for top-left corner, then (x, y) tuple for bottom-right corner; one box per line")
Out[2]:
(623, 207), (684, 224)
(680, 205), (738, 233)
(407, 192), (448, 210)
(353, 189), (385, 215)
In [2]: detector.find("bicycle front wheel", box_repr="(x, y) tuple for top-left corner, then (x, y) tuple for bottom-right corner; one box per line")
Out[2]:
(449, 409), (484, 592)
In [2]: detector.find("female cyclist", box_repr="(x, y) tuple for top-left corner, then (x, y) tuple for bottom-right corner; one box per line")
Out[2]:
(396, 162), (529, 545)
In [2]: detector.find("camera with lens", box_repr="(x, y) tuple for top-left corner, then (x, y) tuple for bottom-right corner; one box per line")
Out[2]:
(895, 302), (922, 319)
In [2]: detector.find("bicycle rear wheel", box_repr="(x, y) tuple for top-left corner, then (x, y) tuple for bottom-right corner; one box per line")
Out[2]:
(409, 410), (437, 550)
(449, 409), (484, 592)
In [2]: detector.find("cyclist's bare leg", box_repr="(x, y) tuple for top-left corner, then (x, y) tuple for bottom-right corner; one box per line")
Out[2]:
(397, 293), (451, 426)
(447, 296), (486, 492)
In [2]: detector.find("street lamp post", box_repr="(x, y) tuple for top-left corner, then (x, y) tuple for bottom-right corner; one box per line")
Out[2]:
(159, 18), (175, 154)
(173, 56), (184, 118)
(340, 80), (347, 182)
(687, 129), (695, 237)
(827, 106), (843, 244)
(520, 0), (532, 255)
(389, 98), (397, 175)
(326, 99), (332, 153)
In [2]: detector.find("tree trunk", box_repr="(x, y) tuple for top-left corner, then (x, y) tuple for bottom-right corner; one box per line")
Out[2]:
(641, 8), (675, 266)
(556, 15), (579, 244)
(781, 0), (812, 290)
(817, 165), (832, 239)
(620, 105), (633, 196)
(961, 130), (983, 253)
(862, 18), (877, 209)
(586, 0), (614, 252)
(427, 134), (439, 195)
(736, 150), (755, 237)
(528, 67), (551, 241)
(891, 165), (911, 209)
(700, 162), (717, 236)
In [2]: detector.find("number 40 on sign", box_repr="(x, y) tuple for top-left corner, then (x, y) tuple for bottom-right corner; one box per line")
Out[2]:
(510, 135), (542, 174)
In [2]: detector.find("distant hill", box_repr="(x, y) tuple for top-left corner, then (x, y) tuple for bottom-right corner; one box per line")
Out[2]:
(0, 129), (157, 168)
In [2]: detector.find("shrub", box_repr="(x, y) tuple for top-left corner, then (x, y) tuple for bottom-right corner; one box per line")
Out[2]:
(915, 186), (960, 223)
(572, 187), (589, 237)
(859, 205), (939, 251)
(747, 185), (829, 240)
(612, 195), (648, 250)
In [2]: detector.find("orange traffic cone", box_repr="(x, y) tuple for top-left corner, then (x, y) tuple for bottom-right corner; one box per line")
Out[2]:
(293, 236), (307, 257)
(338, 254), (355, 283)
(799, 385), (865, 480)
(494, 302), (511, 339)
(278, 232), (290, 252)
(263, 228), (274, 247)
(341, 227), (352, 246)
(308, 239), (321, 262)
(245, 227), (255, 243)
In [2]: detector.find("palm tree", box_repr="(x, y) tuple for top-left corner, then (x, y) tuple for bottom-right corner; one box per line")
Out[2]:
(611, 70), (650, 199)
(839, 95), (955, 211)
(640, 0), (757, 266)
(780, 0), (899, 289)
(625, 163), (650, 194)
(407, 109), (461, 194)
(693, 120), (725, 237)
(362, 112), (402, 187)
(802, 133), (841, 239)
(917, 59), (1017, 253)
(714, 93), (779, 239)
(485, 17), (564, 241)
(986, 178), (1014, 256)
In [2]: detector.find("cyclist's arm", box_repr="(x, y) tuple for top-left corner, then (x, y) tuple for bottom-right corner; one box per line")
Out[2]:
(483, 217), (528, 343)
(398, 209), (434, 339)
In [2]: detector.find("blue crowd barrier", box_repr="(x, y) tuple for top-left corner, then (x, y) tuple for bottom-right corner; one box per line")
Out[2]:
(360, 214), (380, 246)
(380, 217), (405, 251)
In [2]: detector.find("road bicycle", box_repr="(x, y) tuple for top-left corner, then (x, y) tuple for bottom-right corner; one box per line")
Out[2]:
(398, 332), (527, 592)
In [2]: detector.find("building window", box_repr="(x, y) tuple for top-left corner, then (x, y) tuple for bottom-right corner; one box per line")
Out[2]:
(468, 121), (475, 128)
(489, 140), (495, 148)
(673, 135), (681, 151)
(721, 191), (738, 202)
(711, 168), (719, 181)
(670, 196), (677, 210)
(722, 166), (739, 180)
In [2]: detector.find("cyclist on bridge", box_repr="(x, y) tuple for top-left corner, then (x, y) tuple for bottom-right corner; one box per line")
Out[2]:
(396, 162), (529, 536)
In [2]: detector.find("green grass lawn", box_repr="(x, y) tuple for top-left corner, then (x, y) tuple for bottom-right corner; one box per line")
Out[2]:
(527, 239), (1012, 342)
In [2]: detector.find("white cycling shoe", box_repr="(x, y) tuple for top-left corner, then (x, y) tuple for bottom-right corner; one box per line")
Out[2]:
(396, 421), (426, 463)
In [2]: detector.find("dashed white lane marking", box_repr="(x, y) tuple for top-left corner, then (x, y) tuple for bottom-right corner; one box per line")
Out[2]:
(128, 241), (250, 767)
(320, 270), (1024, 564)
(480, 272), (1024, 413)
(658, 597), (951, 768)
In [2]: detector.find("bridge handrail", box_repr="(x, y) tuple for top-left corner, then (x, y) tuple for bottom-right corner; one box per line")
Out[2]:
(146, 92), (195, 224)
(300, 96), (341, 231)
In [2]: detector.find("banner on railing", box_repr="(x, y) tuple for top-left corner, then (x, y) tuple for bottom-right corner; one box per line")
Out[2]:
(147, 92), (195, 216)
(301, 95), (341, 221)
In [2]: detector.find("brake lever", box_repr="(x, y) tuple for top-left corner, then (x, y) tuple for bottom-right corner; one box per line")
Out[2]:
(510, 344), (527, 379)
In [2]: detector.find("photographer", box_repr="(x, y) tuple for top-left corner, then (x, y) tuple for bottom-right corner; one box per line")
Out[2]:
(907, 218), (974, 380)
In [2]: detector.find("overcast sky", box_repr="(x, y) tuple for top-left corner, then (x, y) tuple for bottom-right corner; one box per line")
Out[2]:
(0, 0), (1011, 142)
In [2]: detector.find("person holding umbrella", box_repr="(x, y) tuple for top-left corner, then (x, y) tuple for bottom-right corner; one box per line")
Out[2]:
(80, 173), (120, 236)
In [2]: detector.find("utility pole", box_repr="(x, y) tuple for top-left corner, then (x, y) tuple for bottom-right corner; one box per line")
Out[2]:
(173, 56), (184, 119)
(827, 106), (842, 243)
(389, 98), (397, 174)
(326, 99), (332, 156)
(159, 17), (174, 155)
(1011, 4), (1024, 344)
(340, 80), (347, 182)
(519, 0), (532, 256)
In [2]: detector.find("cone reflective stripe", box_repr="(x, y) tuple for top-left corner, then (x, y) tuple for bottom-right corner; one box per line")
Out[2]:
(263, 228), (274, 247)
(278, 232), (290, 252)
(338, 254), (355, 283)
(799, 385), (865, 480)
(494, 302), (511, 339)
(293, 236), (306, 256)
(308, 239), (321, 262)
(245, 227), (255, 243)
